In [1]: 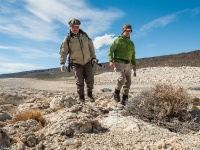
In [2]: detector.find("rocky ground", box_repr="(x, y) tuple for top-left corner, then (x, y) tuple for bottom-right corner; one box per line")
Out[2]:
(0, 67), (200, 150)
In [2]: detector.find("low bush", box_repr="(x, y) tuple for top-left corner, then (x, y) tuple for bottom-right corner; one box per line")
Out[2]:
(125, 83), (200, 133)
(11, 109), (45, 126)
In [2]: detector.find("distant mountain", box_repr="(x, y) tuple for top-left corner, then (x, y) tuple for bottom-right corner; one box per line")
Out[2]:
(0, 50), (199, 79)
(136, 50), (200, 68)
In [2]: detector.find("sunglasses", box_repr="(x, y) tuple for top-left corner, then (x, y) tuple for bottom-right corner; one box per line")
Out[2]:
(72, 26), (80, 29)
(125, 30), (132, 32)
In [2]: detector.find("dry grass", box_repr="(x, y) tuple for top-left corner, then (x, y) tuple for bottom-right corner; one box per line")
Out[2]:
(11, 109), (45, 126)
(125, 83), (200, 133)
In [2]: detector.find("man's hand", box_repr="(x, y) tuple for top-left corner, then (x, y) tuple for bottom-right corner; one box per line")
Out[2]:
(132, 66), (136, 72)
(133, 65), (136, 77)
(60, 64), (66, 72)
(91, 58), (97, 64)
(109, 62), (115, 68)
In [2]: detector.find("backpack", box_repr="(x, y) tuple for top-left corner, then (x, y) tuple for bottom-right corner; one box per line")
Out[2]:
(65, 29), (90, 72)
(66, 29), (90, 48)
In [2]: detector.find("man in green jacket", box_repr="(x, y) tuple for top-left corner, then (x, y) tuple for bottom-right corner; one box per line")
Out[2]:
(59, 18), (97, 103)
(108, 24), (136, 105)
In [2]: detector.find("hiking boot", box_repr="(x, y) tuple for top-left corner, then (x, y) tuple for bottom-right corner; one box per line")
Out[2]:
(113, 89), (120, 102)
(78, 95), (85, 103)
(121, 95), (128, 105)
(87, 91), (95, 102)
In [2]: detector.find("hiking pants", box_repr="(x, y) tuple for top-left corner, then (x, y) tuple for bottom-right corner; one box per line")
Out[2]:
(73, 61), (94, 96)
(114, 62), (132, 95)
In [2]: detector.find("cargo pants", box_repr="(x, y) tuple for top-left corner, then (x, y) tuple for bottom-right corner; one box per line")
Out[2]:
(114, 62), (132, 95)
(73, 61), (94, 96)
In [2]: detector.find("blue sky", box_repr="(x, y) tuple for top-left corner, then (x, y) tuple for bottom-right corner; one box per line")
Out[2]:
(0, 0), (200, 74)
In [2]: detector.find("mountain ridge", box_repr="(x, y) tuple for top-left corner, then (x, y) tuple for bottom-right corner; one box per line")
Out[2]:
(0, 50), (199, 78)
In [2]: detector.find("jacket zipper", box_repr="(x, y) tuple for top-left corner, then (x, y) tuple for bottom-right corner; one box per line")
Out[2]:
(78, 35), (85, 63)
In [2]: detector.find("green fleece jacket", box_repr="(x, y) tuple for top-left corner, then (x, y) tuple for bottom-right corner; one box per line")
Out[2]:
(108, 34), (136, 66)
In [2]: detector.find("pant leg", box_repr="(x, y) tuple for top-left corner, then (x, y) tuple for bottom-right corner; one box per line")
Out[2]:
(73, 64), (85, 95)
(114, 62), (126, 90)
(84, 61), (94, 91)
(122, 64), (132, 95)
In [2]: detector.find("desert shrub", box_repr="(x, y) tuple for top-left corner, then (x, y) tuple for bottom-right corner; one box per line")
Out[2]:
(126, 83), (190, 120)
(11, 109), (45, 126)
(125, 83), (200, 133)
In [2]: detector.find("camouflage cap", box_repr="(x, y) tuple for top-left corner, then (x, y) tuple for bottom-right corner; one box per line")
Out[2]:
(68, 18), (81, 25)
(122, 24), (132, 32)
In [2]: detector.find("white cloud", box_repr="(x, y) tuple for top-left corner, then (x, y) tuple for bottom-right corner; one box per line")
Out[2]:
(25, 0), (124, 36)
(0, 46), (54, 74)
(0, 45), (58, 58)
(191, 7), (200, 16)
(133, 9), (190, 38)
(142, 14), (177, 30)
(0, 56), (10, 61)
(92, 34), (118, 62)
(0, 0), (124, 41)
(93, 34), (116, 50)
(134, 14), (178, 38)
(0, 2), (60, 42)
(0, 62), (41, 74)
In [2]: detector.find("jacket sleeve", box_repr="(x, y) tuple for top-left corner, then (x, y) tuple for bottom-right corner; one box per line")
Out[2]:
(59, 37), (69, 64)
(88, 38), (96, 59)
(108, 39), (118, 62)
(131, 43), (136, 66)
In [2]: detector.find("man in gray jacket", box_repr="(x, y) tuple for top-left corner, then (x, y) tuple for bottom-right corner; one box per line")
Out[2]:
(59, 18), (97, 102)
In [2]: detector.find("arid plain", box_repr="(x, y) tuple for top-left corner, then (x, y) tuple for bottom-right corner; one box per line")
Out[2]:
(0, 66), (200, 149)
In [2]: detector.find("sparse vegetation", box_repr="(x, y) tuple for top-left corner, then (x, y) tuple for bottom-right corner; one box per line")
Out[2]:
(125, 83), (200, 133)
(11, 110), (46, 126)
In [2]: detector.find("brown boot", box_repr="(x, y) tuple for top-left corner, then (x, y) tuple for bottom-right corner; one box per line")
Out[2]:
(121, 95), (128, 105)
(87, 91), (95, 102)
(78, 95), (85, 103)
(113, 89), (120, 102)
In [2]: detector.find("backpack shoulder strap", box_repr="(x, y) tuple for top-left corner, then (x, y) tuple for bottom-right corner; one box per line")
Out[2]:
(66, 33), (72, 70)
(79, 29), (91, 40)
(66, 33), (71, 49)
